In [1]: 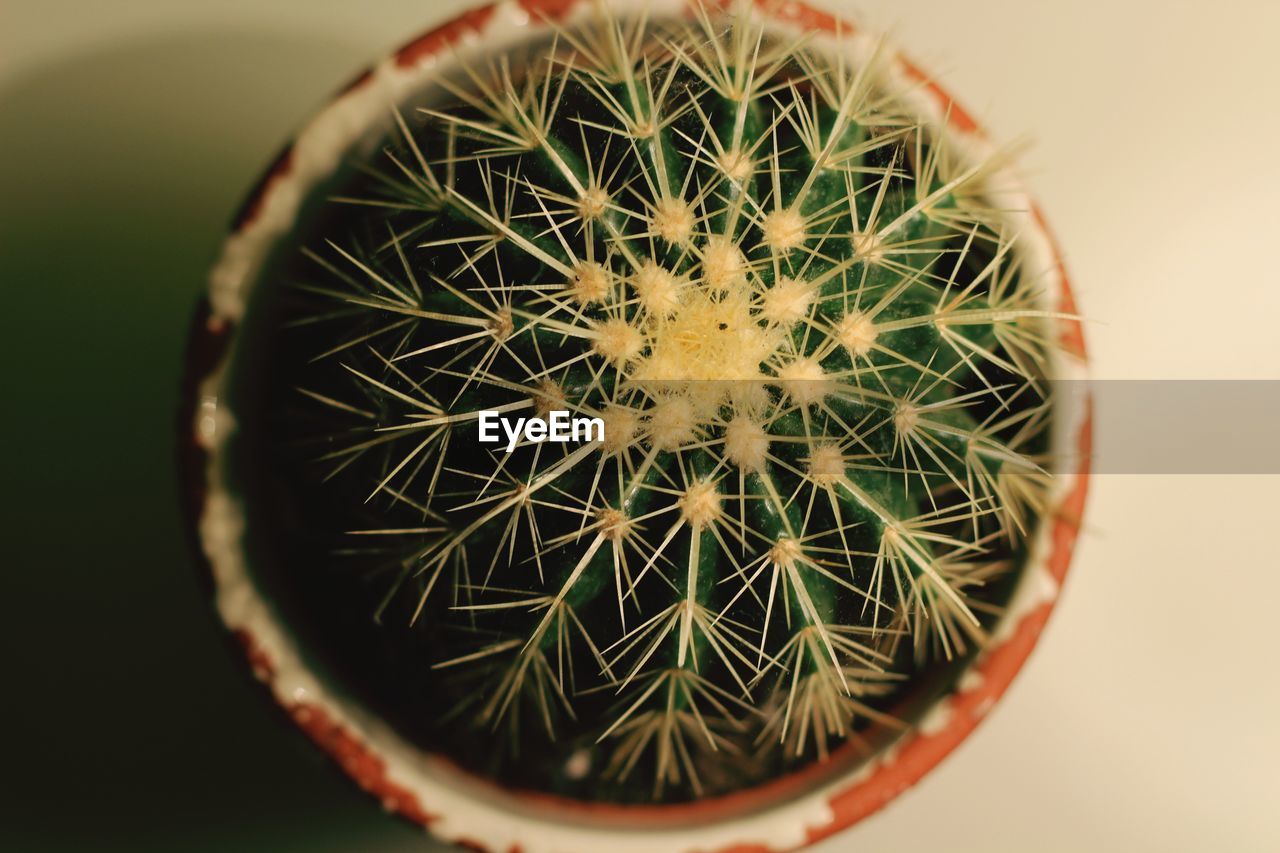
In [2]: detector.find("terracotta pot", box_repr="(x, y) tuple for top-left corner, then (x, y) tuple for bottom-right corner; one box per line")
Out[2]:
(180, 1), (1091, 850)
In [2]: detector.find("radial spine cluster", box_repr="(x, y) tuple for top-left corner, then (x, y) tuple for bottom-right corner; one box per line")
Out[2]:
(276, 0), (1061, 801)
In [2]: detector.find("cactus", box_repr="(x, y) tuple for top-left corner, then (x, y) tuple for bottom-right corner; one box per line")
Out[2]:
(242, 0), (1061, 804)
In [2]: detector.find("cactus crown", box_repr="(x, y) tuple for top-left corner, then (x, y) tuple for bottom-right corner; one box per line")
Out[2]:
(242, 0), (1060, 803)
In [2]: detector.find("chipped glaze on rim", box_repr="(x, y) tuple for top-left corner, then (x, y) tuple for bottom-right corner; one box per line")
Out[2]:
(179, 1), (1091, 850)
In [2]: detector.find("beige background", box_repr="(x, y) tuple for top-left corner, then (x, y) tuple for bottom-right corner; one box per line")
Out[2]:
(3, 1), (1276, 850)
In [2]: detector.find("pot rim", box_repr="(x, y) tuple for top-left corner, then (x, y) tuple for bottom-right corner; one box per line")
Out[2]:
(179, 1), (1092, 850)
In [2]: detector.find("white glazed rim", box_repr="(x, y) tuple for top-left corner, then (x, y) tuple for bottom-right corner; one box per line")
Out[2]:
(187, 2), (1091, 851)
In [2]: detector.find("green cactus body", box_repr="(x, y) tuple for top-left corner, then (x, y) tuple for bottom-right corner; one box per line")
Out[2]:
(229, 2), (1059, 803)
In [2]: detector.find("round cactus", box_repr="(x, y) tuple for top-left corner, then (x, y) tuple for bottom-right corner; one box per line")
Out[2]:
(234, 0), (1062, 803)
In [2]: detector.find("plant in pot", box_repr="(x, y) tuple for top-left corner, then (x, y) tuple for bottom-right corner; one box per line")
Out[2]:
(182, 0), (1090, 849)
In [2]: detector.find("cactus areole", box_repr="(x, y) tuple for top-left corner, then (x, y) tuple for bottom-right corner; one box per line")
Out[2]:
(183, 0), (1090, 848)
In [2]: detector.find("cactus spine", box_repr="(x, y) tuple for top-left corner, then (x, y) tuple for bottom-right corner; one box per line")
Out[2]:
(255, 0), (1061, 802)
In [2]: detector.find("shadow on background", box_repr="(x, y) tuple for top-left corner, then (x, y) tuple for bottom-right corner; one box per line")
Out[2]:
(0, 30), (448, 852)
